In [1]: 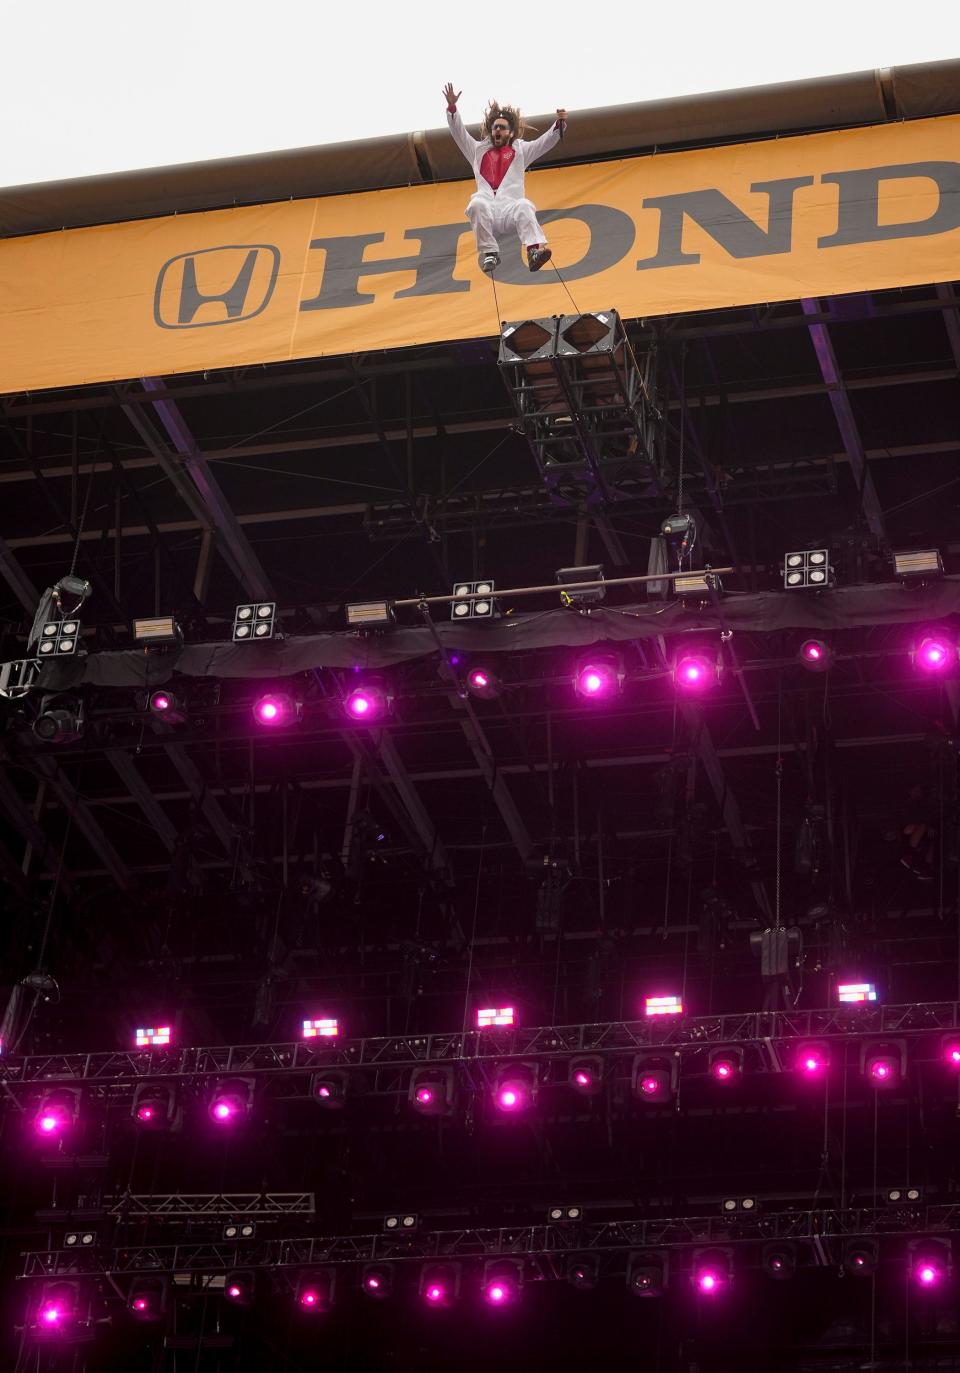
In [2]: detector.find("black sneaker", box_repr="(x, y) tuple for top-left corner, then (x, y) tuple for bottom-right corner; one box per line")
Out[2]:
(527, 246), (552, 272)
(480, 252), (500, 274)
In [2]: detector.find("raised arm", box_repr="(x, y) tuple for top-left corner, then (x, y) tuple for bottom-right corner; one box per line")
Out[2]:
(521, 109), (567, 165)
(442, 82), (477, 164)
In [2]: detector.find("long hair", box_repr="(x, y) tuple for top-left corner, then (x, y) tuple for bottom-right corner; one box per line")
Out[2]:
(481, 101), (527, 143)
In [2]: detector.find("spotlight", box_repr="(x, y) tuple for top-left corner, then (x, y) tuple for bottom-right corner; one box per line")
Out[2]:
(568, 1057), (604, 1097)
(708, 1047), (742, 1082)
(692, 1248), (731, 1295)
(943, 1036), (960, 1070)
(477, 1006), (515, 1028)
(567, 1255), (599, 1290)
(33, 1089), (80, 1138)
(224, 1271), (255, 1307)
(910, 1240), (951, 1288)
(135, 1025), (171, 1048)
(573, 655), (622, 700)
(131, 1084), (179, 1130)
(36, 619), (82, 657)
(861, 1042), (905, 1088)
(632, 1055), (677, 1103)
(346, 600), (395, 628)
(556, 564), (605, 608)
(547, 1205), (584, 1222)
(482, 1259), (522, 1307)
(409, 1067), (455, 1116)
(913, 634), (957, 675)
(451, 579), (499, 620)
(233, 602), (277, 641)
(311, 1071), (349, 1110)
(223, 1223), (256, 1240)
(762, 1243), (797, 1280)
(721, 1197), (759, 1214)
(33, 1281), (82, 1336)
(420, 1263), (460, 1307)
(799, 639), (831, 671)
(344, 684), (389, 722)
(886, 1187), (922, 1204)
(838, 981), (877, 1004)
(796, 1042), (830, 1077)
(644, 993), (683, 1017)
(627, 1252), (668, 1298)
(63, 1231), (96, 1249)
(894, 549), (943, 580)
(302, 1017), (339, 1039)
(296, 1270), (335, 1313)
(32, 694), (84, 744)
(384, 1213), (419, 1232)
(133, 615), (181, 645)
(361, 1264), (394, 1300)
(673, 572), (720, 601)
(492, 1062), (537, 1114)
(674, 651), (719, 692)
(844, 1239), (878, 1277)
(465, 666), (502, 699)
(783, 549), (832, 589)
(147, 689), (186, 721)
(207, 1077), (255, 1125)
(128, 1278), (166, 1323)
(252, 692), (299, 726)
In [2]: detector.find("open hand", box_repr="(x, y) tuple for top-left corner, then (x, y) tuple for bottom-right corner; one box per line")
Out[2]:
(443, 82), (462, 109)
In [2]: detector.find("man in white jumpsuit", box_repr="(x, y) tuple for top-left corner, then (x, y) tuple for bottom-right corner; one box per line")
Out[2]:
(442, 83), (567, 275)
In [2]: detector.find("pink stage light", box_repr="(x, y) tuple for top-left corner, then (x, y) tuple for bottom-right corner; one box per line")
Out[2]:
(133, 1298), (149, 1312)
(253, 693), (295, 726)
(710, 1054), (740, 1082)
(227, 1285), (242, 1300)
(916, 1262), (941, 1287)
(645, 994), (683, 1017)
(574, 1070), (591, 1087)
(465, 666), (502, 700)
(796, 1042), (829, 1077)
(344, 686), (386, 722)
(477, 1006), (515, 1029)
(299, 1289), (319, 1309)
(302, 1017), (339, 1039)
(34, 1099), (73, 1137)
(425, 1283), (446, 1304)
(496, 1084), (526, 1112)
(838, 981), (877, 1004)
(675, 653), (716, 692)
(799, 639), (831, 671)
(484, 1282), (510, 1305)
(135, 1026), (171, 1047)
(640, 1075), (661, 1095)
(136, 1104), (155, 1123)
(944, 1040), (960, 1069)
(149, 691), (171, 712)
(415, 1085), (435, 1106)
(574, 659), (619, 700)
(865, 1051), (901, 1087)
(39, 1304), (62, 1325)
(915, 636), (954, 674)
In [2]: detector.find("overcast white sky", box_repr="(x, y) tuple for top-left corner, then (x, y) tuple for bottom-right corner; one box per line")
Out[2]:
(1, 0), (955, 188)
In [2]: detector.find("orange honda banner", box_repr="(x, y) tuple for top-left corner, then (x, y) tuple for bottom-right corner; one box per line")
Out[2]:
(1, 114), (959, 394)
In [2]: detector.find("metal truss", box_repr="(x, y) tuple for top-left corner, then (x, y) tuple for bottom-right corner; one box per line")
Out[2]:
(3, 1001), (959, 1093)
(20, 1204), (960, 1280)
(103, 1193), (314, 1220)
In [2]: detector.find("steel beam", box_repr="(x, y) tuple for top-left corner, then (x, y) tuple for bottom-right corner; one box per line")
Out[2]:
(451, 697), (535, 862)
(0, 536), (39, 614)
(104, 750), (179, 855)
(25, 754), (132, 892)
(160, 740), (237, 857)
(801, 297), (886, 541)
(140, 375), (276, 601)
(682, 704), (771, 920)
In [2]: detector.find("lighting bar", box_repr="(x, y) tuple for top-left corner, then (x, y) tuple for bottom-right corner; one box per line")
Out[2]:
(644, 995), (683, 1017)
(135, 1026), (171, 1048)
(838, 982), (877, 1004)
(477, 1007), (515, 1029)
(451, 580), (499, 620)
(133, 616), (181, 645)
(346, 600), (395, 628)
(302, 1018), (339, 1039)
(893, 549), (942, 578)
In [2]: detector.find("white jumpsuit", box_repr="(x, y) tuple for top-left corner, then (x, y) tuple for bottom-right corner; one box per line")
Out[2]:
(446, 108), (562, 254)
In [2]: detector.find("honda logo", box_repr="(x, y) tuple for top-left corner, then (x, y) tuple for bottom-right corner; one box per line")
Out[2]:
(153, 244), (280, 329)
